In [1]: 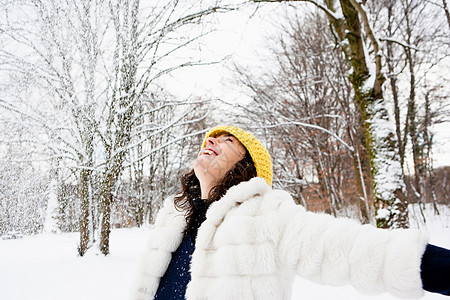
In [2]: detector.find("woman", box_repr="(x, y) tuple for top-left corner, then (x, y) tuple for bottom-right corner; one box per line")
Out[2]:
(132, 125), (450, 300)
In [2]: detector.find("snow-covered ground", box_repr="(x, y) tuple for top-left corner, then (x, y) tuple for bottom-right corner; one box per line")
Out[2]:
(1, 205), (449, 300)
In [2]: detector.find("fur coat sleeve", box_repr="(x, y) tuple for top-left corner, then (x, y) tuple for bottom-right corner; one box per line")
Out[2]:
(276, 198), (429, 298)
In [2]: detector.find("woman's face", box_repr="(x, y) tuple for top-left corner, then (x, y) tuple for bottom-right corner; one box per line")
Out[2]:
(194, 134), (246, 183)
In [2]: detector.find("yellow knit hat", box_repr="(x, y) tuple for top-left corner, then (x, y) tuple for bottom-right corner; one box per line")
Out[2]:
(201, 125), (273, 186)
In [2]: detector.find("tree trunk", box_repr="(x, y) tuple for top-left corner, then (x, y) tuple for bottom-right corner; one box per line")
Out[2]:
(348, 125), (374, 224)
(339, 0), (409, 228)
(78, 168), (91, 256)
(324, 0), (376, 224)
(385, 3), (406, 168)
(406, 49), (424, 201)
(99, 134), (130, 255)
(424, 88), (440, 214)
(316, 148), (337, 217)
(99, 0), (138, 255)
(99, 172), (114, 255)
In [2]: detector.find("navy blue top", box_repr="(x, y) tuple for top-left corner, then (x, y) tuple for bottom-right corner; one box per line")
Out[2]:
(154, 198), (207, 300)
(421, 244), (450, 296)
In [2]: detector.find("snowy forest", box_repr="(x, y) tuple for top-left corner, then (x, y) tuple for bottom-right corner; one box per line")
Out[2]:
(1, 0), (450, 257)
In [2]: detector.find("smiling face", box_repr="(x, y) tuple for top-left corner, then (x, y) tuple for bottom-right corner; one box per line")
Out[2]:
(193, 133), (247, 185)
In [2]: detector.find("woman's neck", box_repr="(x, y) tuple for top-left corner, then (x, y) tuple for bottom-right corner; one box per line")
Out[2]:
(200, 182), (212, 200)
(199, 176), (214, 199)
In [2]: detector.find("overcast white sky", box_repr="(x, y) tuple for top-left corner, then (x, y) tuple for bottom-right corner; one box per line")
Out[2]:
(160, 2), (305, 99)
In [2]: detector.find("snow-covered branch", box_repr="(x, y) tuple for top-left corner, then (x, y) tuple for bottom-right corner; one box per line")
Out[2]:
(379, 37), (421, 51)
(253, 121), (354, 151)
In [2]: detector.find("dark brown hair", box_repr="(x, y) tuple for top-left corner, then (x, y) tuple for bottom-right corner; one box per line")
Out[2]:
(174, 150), (257, 229)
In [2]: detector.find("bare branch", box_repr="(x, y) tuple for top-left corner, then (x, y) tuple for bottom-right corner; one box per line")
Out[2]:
(125, 128), (209, 166)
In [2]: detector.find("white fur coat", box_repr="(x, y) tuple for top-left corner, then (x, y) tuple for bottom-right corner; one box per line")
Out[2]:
(132, 177), (428, 300)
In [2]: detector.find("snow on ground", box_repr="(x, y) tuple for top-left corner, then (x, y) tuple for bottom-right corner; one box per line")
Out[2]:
(1, 205), (449, 300)
(0, 228), (149, 300)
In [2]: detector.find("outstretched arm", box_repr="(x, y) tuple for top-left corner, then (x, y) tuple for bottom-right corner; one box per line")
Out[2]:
(277, 203), (429, 298)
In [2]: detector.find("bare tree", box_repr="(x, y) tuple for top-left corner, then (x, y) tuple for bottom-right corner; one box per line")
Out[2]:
(251, 0), (412, 228)
(95, 0), (233, 255)
(0, 0), (102, 254)
(374, 0), (450, 217)
(0, 0), (234, 255)
(235, 11), (371, 221)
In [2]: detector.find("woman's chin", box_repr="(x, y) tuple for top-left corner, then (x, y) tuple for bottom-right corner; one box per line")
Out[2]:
(193, 160), (207, 177)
